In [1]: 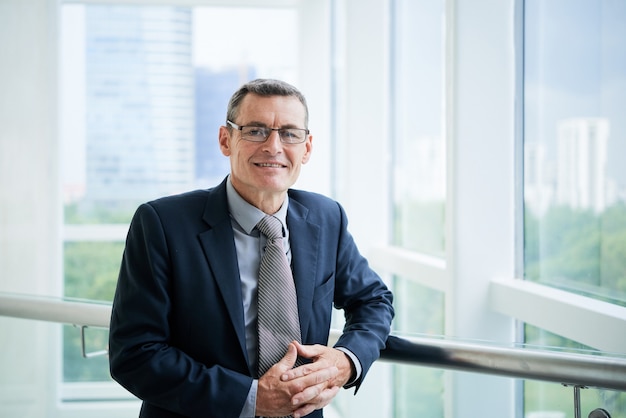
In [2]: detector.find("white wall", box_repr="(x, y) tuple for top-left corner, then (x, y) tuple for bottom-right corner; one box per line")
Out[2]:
(0, 0), (61, 416)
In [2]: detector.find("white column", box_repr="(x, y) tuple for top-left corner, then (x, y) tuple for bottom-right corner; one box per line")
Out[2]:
(296, 0), (333, 197)
(446, 0), (518, 417)
(0, 0), (61, 417)
(327, 0), (393, 417)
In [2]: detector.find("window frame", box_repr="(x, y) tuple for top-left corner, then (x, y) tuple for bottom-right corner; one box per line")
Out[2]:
(488, 0), (626, 355)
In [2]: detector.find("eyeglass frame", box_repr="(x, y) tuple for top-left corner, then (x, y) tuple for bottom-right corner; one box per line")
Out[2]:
(226, 120), (310, 144)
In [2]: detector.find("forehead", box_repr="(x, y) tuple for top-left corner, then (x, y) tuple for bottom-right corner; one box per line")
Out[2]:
(238, 93), (306, 125)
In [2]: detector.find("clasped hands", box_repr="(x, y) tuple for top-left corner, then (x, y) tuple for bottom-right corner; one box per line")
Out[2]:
(256, 341), (354, 418)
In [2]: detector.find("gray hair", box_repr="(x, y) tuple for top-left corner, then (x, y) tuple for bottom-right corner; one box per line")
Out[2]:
(226, 79), (309, 128)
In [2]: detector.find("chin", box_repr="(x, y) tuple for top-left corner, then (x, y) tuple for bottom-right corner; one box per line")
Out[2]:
(258, 175), (293, 190)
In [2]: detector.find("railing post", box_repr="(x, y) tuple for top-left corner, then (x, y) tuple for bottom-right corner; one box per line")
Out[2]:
(79, 325), (109, 359)
(568, 384), (612, 418)
(573, 385), (583, 418)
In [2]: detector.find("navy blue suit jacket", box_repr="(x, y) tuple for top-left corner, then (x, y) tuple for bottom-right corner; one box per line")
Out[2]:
(109, 178), (394, 417)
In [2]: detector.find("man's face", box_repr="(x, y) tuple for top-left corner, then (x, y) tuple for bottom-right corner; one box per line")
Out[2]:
(219, 93), (313, 205)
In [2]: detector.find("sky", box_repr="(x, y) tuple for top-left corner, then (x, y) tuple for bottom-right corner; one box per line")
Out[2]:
(524, 0), (626, 187)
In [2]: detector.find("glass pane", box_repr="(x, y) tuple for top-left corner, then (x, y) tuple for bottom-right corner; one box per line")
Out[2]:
(62, 5), (299, 225)
(391, 0), (446, 256)
(393, 366), (444, 418)
(64, 241), (122, 301)
(393, 277), (445, 417)
(393, 277), (444, 336)
(526, 380), (626, 418)
(524, 325), (626, 417)
(523, 0), (626, 306)
(63, 241), (121, 382)
(390, 1), (446, 415)
(64, 325), (110, 382)
(60, 3), (299, 387)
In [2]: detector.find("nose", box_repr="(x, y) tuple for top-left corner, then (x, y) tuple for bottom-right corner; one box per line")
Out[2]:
(262, 129), (283, 153)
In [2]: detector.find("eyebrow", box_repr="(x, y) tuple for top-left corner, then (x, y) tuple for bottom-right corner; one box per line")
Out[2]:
(242, 121), (302, 129)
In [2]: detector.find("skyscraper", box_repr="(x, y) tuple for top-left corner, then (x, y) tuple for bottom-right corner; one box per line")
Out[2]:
(556, 118), (609, 213)
(84, 6), (195, 206)
(194, 67), (256, 187)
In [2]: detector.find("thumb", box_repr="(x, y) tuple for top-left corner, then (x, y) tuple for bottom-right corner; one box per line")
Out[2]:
(293, 341), (321, 359)
(280, 342), (298, 368)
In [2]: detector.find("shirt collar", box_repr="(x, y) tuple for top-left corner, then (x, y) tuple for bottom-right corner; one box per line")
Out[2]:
(226, 175), (289, 235)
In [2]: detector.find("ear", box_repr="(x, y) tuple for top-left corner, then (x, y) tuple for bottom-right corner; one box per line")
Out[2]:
(301, 134), (313, 164)
(218, 125), (232, 156)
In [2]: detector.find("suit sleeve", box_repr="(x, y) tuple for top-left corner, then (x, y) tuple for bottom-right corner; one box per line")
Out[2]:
(331, 202), (395, 391)
(108, 203), (252, 418)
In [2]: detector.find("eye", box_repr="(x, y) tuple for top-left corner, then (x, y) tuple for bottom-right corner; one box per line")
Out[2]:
(280, 129), (305, 143)
(281, 130), (297, 139)
(245, 127), (268, 137)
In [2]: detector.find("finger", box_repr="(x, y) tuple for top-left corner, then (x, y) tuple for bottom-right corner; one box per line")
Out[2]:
(281, 356), (333, 381)
(290, 367), (338, 404)
(293, 402), (316, 418)
(291, 381), (326, 406)
(281, 344), (337, 381)
(281, 362), (315, 381)
(292, 385), (340, 418)
(311, 365), (338, 384)
(282, 361), (338, 387)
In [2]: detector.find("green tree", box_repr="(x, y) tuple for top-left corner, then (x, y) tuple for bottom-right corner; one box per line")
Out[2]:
(525, 203), (626, 306)
(524, 202), (626, 417)
(63, 241), (124, 382)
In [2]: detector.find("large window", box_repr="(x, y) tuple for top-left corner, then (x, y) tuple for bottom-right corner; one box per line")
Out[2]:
(5, 0), (624, 417)
(523, 1), (626, 416)
(390, 0), (446, 417)
(391, 0), (446, 258)
(60, 2), (299, 392)
(523, 0), (626, 306)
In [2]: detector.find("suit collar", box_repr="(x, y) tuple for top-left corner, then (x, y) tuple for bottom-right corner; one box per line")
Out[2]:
(201, 177), (231, 228)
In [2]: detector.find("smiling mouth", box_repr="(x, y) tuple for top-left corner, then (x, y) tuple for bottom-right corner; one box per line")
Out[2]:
(255, 163), (286, 168)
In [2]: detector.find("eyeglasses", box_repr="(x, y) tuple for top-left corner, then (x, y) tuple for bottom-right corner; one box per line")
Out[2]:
(226, 120), (309, 144)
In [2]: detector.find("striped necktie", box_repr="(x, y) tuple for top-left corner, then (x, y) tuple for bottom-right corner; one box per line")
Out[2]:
(256, 215), (302, 379)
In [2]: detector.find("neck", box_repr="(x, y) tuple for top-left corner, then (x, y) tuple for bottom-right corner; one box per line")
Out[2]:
(230, 182), (286, 215)
(253, 195), (286, 215)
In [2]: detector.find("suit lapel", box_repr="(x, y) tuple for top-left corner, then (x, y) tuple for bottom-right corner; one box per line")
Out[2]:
(287, 198), (320, 343)
(196, 182), (322, 361)
(197, 180), (248, 364)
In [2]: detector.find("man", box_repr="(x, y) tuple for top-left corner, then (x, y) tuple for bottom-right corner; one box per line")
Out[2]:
(109, 79), (394, 418)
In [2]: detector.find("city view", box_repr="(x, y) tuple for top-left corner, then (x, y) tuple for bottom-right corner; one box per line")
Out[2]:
(61, 5), (297, 221)
(56, 3), (625, 417)
(60, 4), (298, 383)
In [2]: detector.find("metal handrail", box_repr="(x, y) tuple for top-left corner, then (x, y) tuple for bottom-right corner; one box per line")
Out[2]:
(0, 292), (111, 327)
(1, 291), (625, 392)
(379, 334), (626, 391)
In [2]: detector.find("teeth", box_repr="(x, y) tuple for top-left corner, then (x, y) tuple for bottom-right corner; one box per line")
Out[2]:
(257, 163), (282, 167)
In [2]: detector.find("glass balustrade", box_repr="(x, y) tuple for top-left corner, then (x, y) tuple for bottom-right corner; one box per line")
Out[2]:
(1, 292), (624, 418)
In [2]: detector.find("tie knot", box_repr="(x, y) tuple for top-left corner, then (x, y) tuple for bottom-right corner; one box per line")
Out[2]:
(256, 215), (283, 241)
